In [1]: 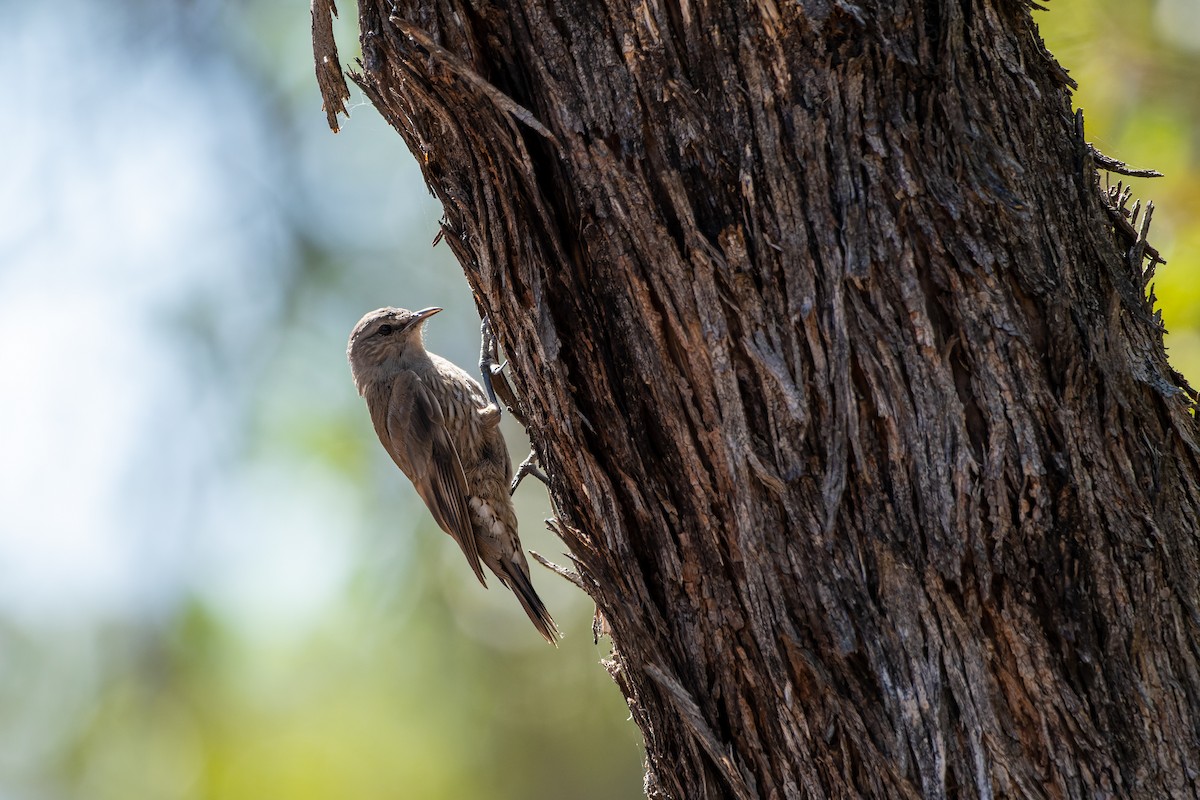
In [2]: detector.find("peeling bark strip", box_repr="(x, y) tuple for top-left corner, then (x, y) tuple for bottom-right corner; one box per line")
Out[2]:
(315, 2), (1200, 797)
(310, 0), (350, 132)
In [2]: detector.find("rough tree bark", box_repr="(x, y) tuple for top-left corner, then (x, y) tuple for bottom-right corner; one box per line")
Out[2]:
(314, 1), (1200, 797)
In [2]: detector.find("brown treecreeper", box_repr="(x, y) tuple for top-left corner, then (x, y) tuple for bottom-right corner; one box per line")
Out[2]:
(348, 306), (558, 644)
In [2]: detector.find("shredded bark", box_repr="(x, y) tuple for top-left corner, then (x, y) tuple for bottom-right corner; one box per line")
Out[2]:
(311, 0), (350, 132)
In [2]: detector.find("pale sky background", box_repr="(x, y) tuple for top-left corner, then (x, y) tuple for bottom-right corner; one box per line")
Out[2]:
(1, 0), (378, 628)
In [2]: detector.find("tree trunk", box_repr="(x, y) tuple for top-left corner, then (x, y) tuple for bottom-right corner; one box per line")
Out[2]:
(314, 1), (1200, 797)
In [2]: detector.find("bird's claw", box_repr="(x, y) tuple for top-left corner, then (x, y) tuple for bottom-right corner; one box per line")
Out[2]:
(511, 450), (550, 494)
(479, 316), (503, 416)
(479, 316), (550, 493)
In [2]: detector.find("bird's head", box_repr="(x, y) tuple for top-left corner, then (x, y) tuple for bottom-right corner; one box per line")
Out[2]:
(347, 306), (441, 394)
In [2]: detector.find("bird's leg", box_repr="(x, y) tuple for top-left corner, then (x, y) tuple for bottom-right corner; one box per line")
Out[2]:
(480, 315), (548, 493)
(511, 450), (551, 494)
(479, 316), (506, 415)
(479, 316), (533, 427)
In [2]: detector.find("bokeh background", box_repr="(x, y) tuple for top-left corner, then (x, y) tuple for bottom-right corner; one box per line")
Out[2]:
(0, 1), (1196, 798)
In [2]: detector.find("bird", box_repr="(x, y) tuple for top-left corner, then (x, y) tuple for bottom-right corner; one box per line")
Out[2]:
(347, 306), (558, 644)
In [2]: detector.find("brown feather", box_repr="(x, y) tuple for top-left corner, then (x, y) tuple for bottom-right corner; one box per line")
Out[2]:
(374, 371), (487, 586)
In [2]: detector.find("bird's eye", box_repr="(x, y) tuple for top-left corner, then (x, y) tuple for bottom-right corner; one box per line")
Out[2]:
(377, 324), (394, 336)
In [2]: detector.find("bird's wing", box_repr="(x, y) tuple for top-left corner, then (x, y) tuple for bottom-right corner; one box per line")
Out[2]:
(384, 371), (487, 586)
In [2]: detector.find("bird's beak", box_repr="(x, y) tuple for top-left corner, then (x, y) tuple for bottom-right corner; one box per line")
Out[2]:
(414, 306), (442, 321)
(409, 307), (442, 329)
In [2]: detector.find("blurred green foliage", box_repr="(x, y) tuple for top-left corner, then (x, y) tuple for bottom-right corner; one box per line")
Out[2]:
(1040, 0), (1200, 381)
(63, 595), (640, 800)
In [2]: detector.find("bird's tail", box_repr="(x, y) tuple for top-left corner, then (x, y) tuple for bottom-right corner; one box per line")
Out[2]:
(501, 559), (559, 645)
